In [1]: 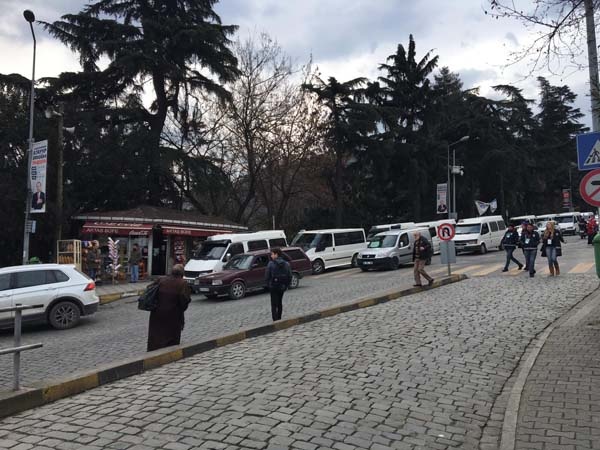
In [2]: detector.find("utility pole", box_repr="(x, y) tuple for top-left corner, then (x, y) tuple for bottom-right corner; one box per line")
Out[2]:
(56, 105), (64, 243)
(585, 0), (600, 132)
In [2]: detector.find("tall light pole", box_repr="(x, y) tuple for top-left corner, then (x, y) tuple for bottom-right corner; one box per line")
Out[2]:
(45, 104), (64, 243)
(447, 135), (469, 220)
(22, 9), (36, 265)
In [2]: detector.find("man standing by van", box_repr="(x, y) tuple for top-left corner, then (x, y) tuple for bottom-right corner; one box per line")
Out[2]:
(265, 248), (292, 321)
(501, 224), (523, 272)
(412, 231), (434, 287)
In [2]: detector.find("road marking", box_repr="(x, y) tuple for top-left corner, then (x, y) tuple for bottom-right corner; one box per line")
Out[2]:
(508, 268), (524, 276)
(472, 264), (504, 277)
(569, 262), (595, 273)
(452, 265), (483, 274)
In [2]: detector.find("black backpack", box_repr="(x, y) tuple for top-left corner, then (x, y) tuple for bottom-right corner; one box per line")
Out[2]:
(138, 281), (160, 311)
(272, 261), (290, 289)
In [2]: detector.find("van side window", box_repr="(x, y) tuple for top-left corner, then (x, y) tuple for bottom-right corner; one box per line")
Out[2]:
(481, 223), (490, 235)
(248, 240), (268, 251)
(399, 234), (409, 247)
(334, 232), (349, 246)
(0, 274), (10, 291)
(284, 249), (306, 261)
(429, 227), (437, 238)
(227, 243), (244, 258)
(348, 231), (365, 244)
(498, 221), (506, 231)
(490, 222), (499, 232)
(269, 238), (287, 248)
(320, 234), (333, 248)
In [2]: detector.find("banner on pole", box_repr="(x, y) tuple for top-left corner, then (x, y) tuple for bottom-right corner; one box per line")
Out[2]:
(436, 183), (448, 214)
(562, 189), (572, 209)
(475, 200), (489, 216)
(30, 140), (48, 214)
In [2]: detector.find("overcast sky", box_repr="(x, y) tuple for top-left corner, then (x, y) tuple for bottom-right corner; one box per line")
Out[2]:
(0, 0), (593, 127)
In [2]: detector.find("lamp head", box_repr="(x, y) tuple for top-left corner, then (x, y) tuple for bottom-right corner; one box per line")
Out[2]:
(23, 10), (35, 23)
(459, 135), (470, 142)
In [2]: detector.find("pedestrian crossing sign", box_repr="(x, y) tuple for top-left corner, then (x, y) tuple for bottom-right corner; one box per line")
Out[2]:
(577, 132), (600, 170)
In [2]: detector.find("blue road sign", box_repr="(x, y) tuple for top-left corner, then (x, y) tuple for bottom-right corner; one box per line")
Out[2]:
(577, 132), (600, 170)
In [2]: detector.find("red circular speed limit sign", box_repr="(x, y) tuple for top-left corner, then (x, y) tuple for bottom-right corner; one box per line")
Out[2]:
(580, 168), (600, 207)
(437, 223), (455, 241)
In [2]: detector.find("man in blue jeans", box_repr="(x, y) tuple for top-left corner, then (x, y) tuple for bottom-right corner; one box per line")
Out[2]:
(129, 244), (142, 283)
(501, 224), (523, 272)
(520, 223), (541, 278)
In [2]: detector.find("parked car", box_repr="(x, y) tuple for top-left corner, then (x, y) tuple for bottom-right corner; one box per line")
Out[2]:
(183, 230), (287, 285)
(291, 228), (367, 274)
(357, 227), (432, 271)
(193, 247), (312, 299)
(453, 215), (506, 254)
(0, 264), (99, 330)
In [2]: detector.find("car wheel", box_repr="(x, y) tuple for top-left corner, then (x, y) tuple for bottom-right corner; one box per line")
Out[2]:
(229, 281), (246, 300)
(289, 273), (300, 289)
(48, 301), (81, 330)
(425, 257), (432, 266)
(312, 259), (325, 275)
(351, 254), (358, 268)
(480, 243), (487, 254)
(389, 257), (400, 270)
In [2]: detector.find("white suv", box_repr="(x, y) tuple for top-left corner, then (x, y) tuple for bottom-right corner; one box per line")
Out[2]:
(0, 264), (99, 330)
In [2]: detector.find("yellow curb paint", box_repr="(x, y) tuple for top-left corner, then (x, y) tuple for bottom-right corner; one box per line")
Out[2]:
(215, 332), (246, 347)
(43, 374), (99, 402)
(472, 264), (504, 277)
(452, 265), (483, 274)
(143, 349), (183, 370)
(569, 262), (595, 274)
(358, 298), (376, 308)
(99, 293), (121, 305)
(274, 318), (300, 330)
(320, 307), (341, 317)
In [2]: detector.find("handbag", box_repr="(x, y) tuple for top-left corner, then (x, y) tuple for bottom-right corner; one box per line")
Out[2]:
(138, 281), (160, 311)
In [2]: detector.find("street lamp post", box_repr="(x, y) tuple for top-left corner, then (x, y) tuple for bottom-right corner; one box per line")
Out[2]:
(447, 135), (469, 220)
(22, 10), (36, 265)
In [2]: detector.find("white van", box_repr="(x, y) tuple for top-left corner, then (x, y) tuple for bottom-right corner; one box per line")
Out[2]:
(183, 230), (287, 285)
(535, 213), (556, 232)
(367, 222), (416, 239)
(415, 220), (456, 254)
(554, 212), (581, 235)
(453, 215), (506, 254)
(357, 228), (432, 271)
(291, 228), (367, 274)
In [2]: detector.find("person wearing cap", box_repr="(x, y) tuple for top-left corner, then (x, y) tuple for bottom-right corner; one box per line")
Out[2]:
(501, 224), (523, 272)
(519, 223), (541, 278)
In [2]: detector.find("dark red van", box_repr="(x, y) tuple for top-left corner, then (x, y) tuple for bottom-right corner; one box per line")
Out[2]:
(194, 247), (312, 299)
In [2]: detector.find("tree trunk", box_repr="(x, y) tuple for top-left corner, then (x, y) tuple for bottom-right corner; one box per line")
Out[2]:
(334, 153), (344, 227)
(585, 0), (600, 132)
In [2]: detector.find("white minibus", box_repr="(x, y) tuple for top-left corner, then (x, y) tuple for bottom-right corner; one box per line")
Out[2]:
(367, 222), (416, 239)
(453, 215), (506, 254)
(554, 212), (581, 235)
(291, 228), (367, 274)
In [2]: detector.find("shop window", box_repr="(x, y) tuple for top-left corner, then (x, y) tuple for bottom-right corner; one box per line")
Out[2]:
(248, 240), (268, 251)
(269, 238), (287, 248)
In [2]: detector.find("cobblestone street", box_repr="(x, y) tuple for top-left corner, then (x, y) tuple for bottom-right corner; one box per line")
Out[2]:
(0, 273), (597, 449)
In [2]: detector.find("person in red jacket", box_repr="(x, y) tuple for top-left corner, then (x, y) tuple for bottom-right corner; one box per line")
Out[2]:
(587, 217), (598, 245)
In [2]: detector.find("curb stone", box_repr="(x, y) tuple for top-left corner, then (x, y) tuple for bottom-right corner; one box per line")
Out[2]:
(99, 288), (146, 305)
(0, 274), (466, 419)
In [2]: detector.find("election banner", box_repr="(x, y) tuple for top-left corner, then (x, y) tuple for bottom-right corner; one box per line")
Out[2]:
(562, 189), (572, 209)
(30, 140), (48, 214)
(436, 183), (448, 214)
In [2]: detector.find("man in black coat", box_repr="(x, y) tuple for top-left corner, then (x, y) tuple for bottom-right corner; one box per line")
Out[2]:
(265, 248), (292, 321)
(520, 223), (541, 278)
(501, 224), (523, 272)
(412, 231), (434, 287)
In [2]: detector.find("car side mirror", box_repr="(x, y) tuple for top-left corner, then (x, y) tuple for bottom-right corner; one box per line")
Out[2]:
(223, 253), (231, 262)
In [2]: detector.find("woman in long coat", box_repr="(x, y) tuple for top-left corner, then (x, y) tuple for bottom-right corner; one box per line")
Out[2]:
(147, 264), (192, 351)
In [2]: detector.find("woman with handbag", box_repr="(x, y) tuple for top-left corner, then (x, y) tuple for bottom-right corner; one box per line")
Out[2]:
(541, 221), (564, 276)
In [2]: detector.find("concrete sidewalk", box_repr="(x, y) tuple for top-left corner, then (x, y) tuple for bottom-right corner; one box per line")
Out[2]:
(96, 280), (151, 304)
(515, 289), (600, 450)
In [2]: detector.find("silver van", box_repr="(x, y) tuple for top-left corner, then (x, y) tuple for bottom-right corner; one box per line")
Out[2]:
(357, 228), (432, 271)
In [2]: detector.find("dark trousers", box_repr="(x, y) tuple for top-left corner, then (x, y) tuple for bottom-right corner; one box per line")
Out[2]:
(504, 247), (522, 270)
(588, 232), (596, 244)
(270, 288), (284, 321)
(524, 249), (537, 276)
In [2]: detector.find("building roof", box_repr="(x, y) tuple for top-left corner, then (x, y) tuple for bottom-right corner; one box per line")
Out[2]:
(72, 205), (247, 231)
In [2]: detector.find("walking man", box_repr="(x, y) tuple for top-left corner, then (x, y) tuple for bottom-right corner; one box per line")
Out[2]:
(501, 224), (523, 272)
(265, 248), (292, 321)
(129, 244), (142, 283)
(412, 231), (434, 287)
(520, 223), (541, 278)
(147, 264), (191, 351)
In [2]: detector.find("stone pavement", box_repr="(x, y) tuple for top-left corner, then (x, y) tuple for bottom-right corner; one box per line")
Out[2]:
(515, 287), (600, 449)
(0, 275), (597, 450)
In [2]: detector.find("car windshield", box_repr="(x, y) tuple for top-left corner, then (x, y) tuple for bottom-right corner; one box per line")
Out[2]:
(368, 235), (397, 248)
(556, 216), (573, 224)
(192, 242), (228, 260)
(224, 254), (253, 270)
(291, 233), (319, 249)
(455, 224), (480, 234)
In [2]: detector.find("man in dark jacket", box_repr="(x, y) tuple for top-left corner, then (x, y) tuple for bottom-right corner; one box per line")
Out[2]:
(520, 223), (541, 278)
(412, 231), (434, 287)
(501, 224), (523, 272)
(147, 264), (191, 351)
(129, 244), (142, 283)
(265, 248), (292, 321)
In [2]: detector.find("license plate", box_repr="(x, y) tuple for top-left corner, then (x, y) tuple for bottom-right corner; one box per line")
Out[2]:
(363, 261), (373, 265)
(194, 280), (200, 285)
(199, 288), (209, 292)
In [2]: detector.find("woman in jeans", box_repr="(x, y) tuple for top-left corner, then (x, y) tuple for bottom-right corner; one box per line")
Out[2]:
(542, 221), (564, 276)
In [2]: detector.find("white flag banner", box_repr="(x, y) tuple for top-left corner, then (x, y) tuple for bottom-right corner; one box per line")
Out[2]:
(490, 199), (498, 213)
(30, 140), (48, 214)
(475, 200), (489, 216)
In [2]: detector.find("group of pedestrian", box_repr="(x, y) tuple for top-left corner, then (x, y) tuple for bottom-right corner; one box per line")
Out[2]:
(501, 221), (564, 278)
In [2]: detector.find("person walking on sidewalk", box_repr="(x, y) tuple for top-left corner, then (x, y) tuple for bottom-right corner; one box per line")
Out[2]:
(412, 231), (434, 287)
(519, 221), (530, 271)
(147, 264), (191, 352)
(541, 221), (564, 276)
(520, 223), (541, 278)
(265, 248), (292, 321)
(129, 244), (142, 283)
(501, 224), (523, 272)
(587, 216), (598, 245)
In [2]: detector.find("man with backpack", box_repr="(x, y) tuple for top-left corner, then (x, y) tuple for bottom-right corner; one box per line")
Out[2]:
(265, 248), (293, 321)
(412, 231), (434, 287)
